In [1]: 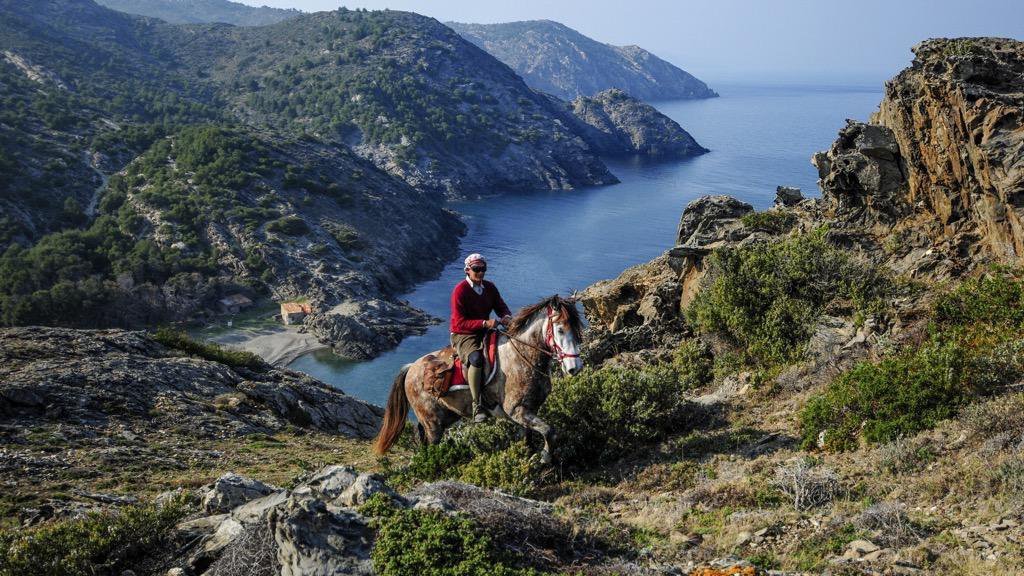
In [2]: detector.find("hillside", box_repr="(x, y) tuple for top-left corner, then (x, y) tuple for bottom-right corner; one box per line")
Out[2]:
(2, 37), (1024, 576)
(95, 0), (300, 26)
(166, 9), (622, 197)
(449, 19), (718, 101)
(0, 0), (707, 358)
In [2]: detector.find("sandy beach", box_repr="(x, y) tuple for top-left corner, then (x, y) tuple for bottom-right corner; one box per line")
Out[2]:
(209, 324), (328, 367)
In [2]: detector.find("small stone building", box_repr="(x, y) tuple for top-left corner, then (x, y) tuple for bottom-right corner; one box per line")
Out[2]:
(218, 294), (254, 314)
(281, 302), (313, 325)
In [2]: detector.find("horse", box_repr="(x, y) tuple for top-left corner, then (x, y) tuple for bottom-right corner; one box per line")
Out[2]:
(373, 294), (584, 464)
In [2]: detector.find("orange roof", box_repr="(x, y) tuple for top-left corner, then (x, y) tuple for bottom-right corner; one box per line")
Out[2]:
(281, 302), (312, 314)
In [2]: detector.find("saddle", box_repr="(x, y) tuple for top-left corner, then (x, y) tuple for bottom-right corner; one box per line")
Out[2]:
(423, 331), (500, 398)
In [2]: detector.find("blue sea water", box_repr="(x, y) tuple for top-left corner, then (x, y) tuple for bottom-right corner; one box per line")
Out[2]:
(288, 83), (883, 407)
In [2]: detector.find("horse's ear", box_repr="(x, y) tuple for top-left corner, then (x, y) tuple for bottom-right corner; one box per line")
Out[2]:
(566, 290), (581, 304)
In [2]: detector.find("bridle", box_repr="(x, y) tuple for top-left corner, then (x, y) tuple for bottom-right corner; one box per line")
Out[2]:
(503, 305), (579, 363)
(543, 305), (580, 361)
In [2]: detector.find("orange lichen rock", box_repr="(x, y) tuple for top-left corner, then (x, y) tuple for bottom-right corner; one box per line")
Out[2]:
(688, 566), (760, 576)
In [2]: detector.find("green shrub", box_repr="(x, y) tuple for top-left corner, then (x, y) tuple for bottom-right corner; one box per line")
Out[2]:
(801, 269), (1024, 451)
(0, 496), (191, 576)
(359, 495), (544, 576)
(932, 267), (1024, 333)
(671, 338), (714, 390)
(740, 210), (797, 234)
(152, 327), (266, 370)
(459, 443), (544, 496)
(800, 338), (974, 451)
(687, 229), (892, 368)
(541, 364), (690, 466)
(266, 215), (310, 236)
(393, 420), (533, 494)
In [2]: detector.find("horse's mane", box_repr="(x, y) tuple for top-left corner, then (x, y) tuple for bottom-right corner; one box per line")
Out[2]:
(507, 295), (583, 338)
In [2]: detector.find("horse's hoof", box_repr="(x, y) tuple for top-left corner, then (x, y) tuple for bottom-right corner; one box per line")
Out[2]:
(540, 451), (552, 465)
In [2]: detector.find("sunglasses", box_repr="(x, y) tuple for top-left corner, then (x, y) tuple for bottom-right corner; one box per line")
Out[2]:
(469, 266), (487, 273)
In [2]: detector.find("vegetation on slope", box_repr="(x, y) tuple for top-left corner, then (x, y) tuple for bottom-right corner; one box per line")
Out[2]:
(801, 267), (1024, 450)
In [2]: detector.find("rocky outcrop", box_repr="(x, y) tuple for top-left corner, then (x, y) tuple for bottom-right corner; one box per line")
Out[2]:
(0, 327), (383, 438)
(872, 37), (1024, 263)
(177, 474), (587, 575)
(566, 89), (708, 158)
(448, 20), (717, 101)
(814, 38), (1024, 270)
(582, 196), (761, 363)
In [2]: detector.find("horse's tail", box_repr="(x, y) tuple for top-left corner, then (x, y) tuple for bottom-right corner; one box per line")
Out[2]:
(373, 364), (411, 455)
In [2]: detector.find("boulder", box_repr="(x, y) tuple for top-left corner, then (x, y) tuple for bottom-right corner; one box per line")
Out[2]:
(271, 496), (374, 576)
(201, 472), (279, 514)
(338, 473), (398, 507)
(676, 195), (753, 247)
(775, 185), (803, 206)
(293, 464), (359, 501)
(812, 121), (909, 224)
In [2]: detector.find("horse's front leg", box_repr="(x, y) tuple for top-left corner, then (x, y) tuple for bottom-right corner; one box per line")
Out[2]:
(509, 407), (555, 465)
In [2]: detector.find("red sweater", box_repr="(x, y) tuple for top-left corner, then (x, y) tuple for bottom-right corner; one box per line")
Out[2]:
(450, 279), (512, 334)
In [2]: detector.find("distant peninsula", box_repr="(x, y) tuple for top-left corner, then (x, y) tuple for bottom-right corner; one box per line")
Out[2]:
(448, 19), (717, 101)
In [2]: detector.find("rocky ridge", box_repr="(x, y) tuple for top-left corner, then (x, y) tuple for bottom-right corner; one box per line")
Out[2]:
(448, 20), (717, 101)
(0, 327), (382, 439)
(566, 88), (709, 157)
(95, 0), (301, 26)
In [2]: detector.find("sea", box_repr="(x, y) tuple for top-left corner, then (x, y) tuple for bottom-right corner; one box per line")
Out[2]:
(287, 82), (883, 407)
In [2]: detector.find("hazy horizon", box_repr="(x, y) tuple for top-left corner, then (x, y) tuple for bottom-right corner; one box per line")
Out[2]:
(231, 0), (1023, 86)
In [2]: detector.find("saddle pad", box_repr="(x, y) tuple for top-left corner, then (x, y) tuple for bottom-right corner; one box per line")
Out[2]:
(430, 330), (500, 397)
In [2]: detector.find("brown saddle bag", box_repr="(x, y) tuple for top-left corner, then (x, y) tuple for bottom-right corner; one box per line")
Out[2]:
(422, 346), (458, 398)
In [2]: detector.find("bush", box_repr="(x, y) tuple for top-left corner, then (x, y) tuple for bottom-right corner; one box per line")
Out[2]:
(687, 229), (892, 368)
(459, 443), (544, 496)
(671, 338), (714, 390)
(801, 268), (1024, 451)
(800, 338), (973, 450)
(0, 497), (190, 575)
(152, 327), (266, 370)
(771, 458), (839, 510)
(541, 364), (691, 466)
(359, 495), (544, 576)
(393, 420), (539, 495)
(740, 210), (797, 234)
(266, 215), (310, 236)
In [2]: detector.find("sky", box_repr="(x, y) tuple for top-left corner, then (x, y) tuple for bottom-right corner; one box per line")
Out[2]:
(234, 0), (1024, 85)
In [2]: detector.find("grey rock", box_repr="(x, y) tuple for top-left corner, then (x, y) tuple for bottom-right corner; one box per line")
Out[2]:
(202, 472), (279, 514)
(676, 195), (754, 247)
(812, 120), (909, 224)
(271, 496), (374, 576)
(0, 327), (383, 440)
(775, 185), (803, 206)
(295, 465), (359, 501)
(338, 473), (398, 507)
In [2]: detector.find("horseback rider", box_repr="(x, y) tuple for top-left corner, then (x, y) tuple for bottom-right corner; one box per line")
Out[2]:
(450, 253), (512, 423)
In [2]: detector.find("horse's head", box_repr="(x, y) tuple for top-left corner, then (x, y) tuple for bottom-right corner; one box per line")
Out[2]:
(543, 296), (584, 375)
(508, 295), (585, 375)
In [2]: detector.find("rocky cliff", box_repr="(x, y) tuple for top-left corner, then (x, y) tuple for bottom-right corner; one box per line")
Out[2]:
(565, 89), (708, 157)
(448, 20), (717, 102)
(871, 37), (1024, 263)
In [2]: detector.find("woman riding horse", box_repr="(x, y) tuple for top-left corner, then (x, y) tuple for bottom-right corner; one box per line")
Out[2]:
(373, 294), (584, 464)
